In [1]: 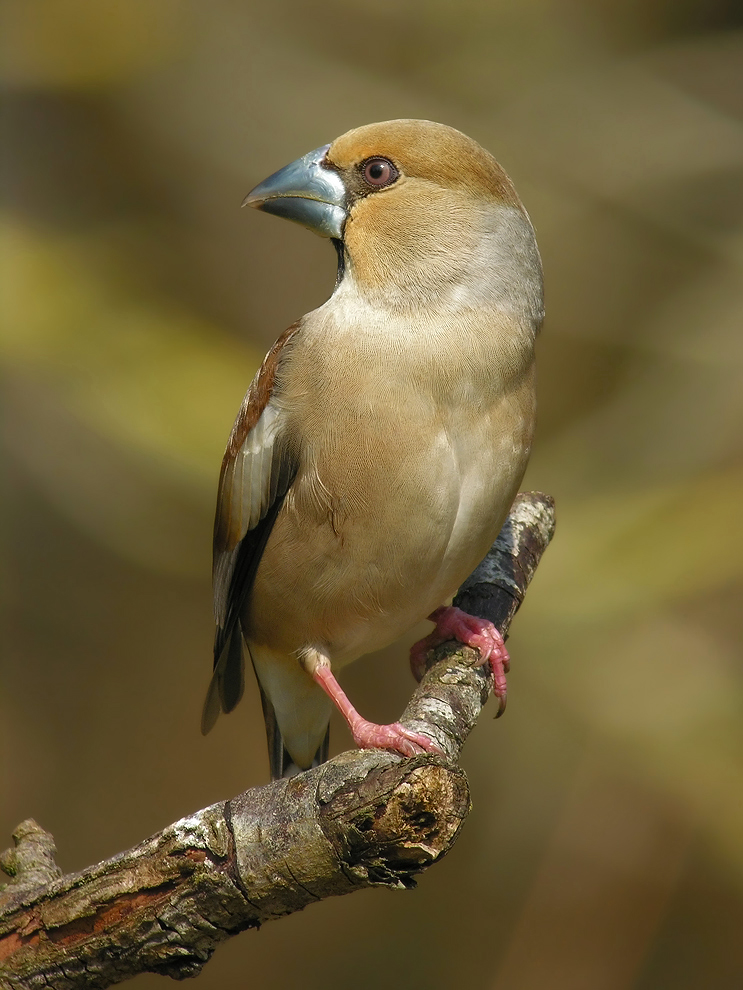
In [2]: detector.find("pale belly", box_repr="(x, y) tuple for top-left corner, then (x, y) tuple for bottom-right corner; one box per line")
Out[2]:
(245, 384), (533, 666)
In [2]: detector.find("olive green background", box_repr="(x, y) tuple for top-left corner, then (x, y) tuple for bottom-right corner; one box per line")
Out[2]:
(2, 1), (742, 987)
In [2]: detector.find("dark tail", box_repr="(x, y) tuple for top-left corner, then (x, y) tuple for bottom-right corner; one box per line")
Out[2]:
(201, 625), (245, 735)
(257, 682), (330, 780)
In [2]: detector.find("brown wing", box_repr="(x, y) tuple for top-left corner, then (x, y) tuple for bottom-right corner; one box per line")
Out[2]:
(201, 321), (301, 734)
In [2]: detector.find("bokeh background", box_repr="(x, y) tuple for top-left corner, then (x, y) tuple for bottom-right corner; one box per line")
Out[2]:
(2, 1), (743, 987)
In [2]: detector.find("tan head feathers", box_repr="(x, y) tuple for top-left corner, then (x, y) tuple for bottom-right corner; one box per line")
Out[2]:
(328, 118), (521, 207)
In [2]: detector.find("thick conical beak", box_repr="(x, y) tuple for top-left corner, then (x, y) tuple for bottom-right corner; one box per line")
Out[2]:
(242, 144), (347, 239)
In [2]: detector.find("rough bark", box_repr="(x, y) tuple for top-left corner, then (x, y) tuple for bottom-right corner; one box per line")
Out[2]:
(0, 492), (555, 990)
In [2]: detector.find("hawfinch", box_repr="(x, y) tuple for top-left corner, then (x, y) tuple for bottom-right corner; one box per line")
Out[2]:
(202, 119), (543, 779)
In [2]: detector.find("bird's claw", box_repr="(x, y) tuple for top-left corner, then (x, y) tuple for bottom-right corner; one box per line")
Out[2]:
(351, 718), (442, 758)
(410, 605), (509, 715)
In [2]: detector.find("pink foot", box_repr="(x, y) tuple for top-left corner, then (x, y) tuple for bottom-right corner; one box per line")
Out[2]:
(311, 663), (442, 759)
(350, 718), (441, 758)
(410, 606), (510, 716)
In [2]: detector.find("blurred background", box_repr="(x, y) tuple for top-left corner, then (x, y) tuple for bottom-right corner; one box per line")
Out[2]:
(2, 1), (742, 987)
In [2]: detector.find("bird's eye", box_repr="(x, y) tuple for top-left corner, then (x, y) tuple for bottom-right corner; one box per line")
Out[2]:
(361, 157), (399, 188)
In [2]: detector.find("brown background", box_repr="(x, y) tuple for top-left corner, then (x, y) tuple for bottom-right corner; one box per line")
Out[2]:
(2, 1), (743, 987)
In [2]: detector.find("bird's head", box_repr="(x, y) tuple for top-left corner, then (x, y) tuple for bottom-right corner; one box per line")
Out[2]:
(244, 119), (542, 322)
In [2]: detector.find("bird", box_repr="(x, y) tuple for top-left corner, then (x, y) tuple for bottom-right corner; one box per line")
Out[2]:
(201, 119), (543, 780)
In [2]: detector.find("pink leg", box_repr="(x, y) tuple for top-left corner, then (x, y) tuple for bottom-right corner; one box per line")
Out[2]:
(410, 606), (510, 716)
(311, 664), (441, 758)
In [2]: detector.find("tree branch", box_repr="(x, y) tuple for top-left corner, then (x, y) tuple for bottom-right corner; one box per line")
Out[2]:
(0, 492), (555, 990)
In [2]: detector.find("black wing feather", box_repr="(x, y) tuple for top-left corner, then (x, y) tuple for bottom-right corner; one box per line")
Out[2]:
(201, 489), (291, 735)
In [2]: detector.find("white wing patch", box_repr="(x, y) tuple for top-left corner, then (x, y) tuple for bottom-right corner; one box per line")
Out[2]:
(234, 400), (283, 532)
(212, 398), (288, 628)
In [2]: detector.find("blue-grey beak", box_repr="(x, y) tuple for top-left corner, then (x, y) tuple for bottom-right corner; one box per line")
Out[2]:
(242, 144), (347, 239)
